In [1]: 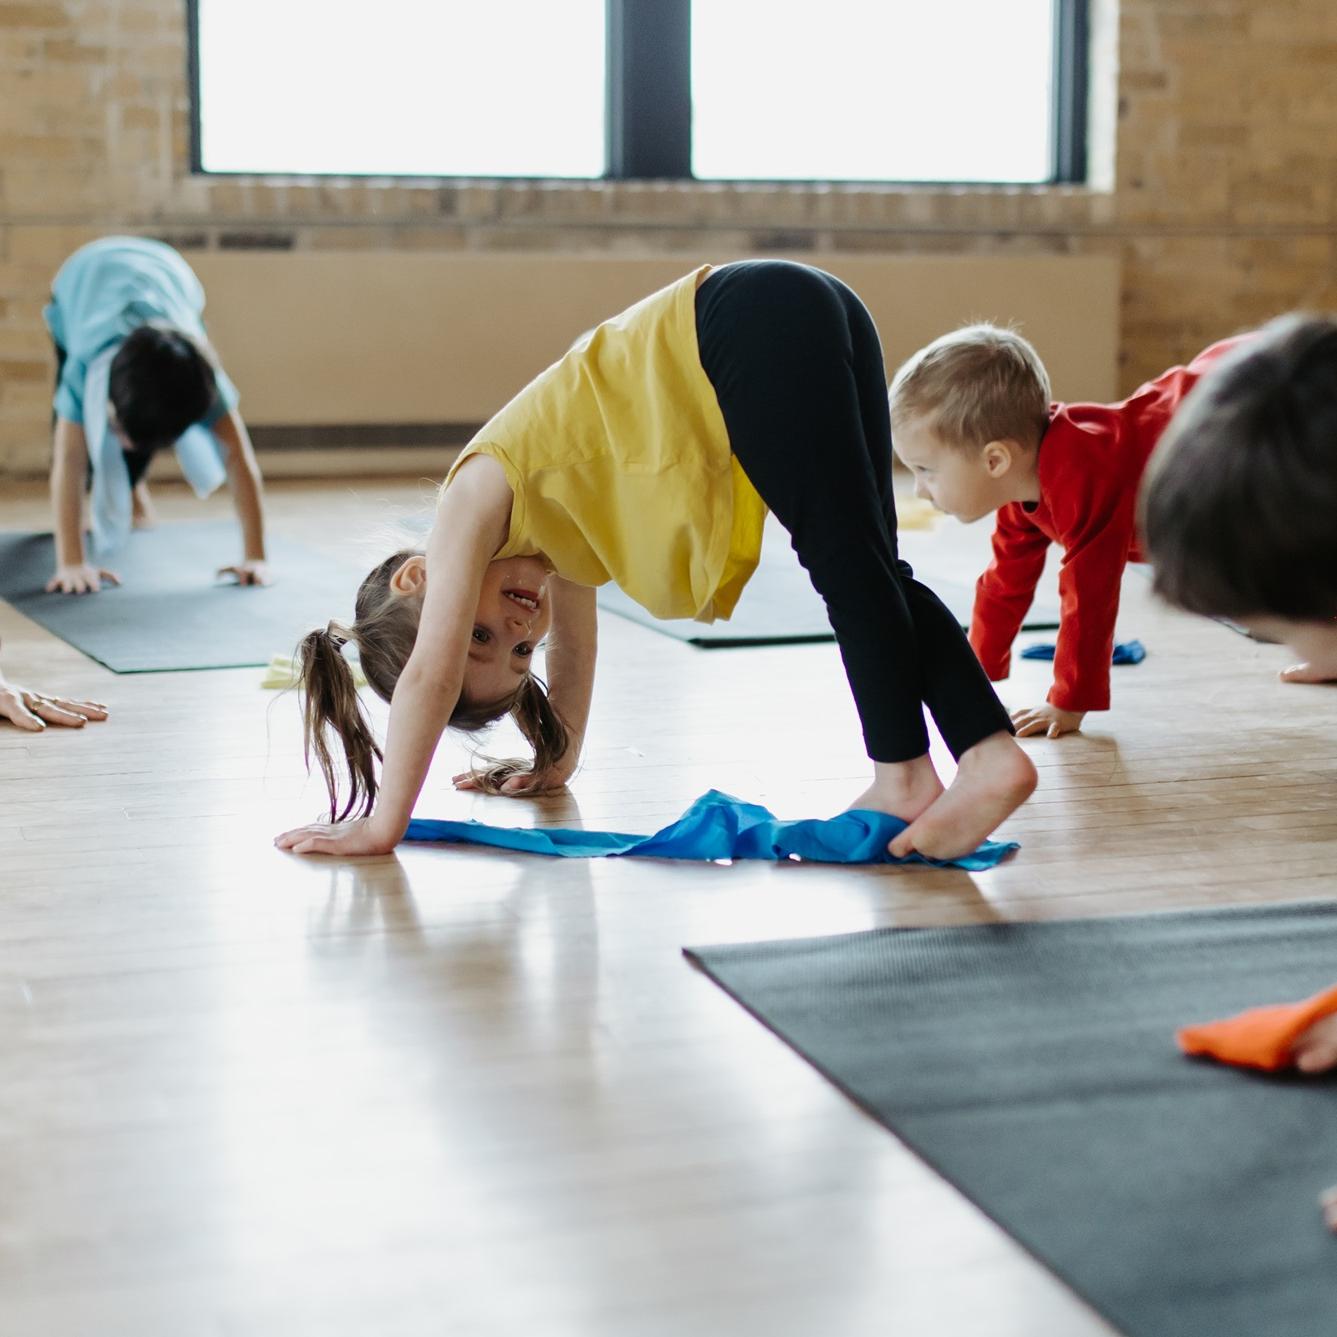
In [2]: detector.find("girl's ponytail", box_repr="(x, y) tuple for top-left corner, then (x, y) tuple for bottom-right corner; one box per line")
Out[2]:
(297, 620), (384, 821)
(461, 673), (572, 794)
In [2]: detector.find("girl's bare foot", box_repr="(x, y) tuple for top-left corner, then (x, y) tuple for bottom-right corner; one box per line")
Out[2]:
(1292, 1012), (1337, 1074)
(849, 753), (945, 827)
(131, 480), (156, 529)
(889, 731), (1036, 861)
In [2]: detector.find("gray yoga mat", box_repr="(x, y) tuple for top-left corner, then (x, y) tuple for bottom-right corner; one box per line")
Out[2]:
(0, 524), (368, 673)
(686, 901), (1337, 1337)
(598, 526), (1060, 646)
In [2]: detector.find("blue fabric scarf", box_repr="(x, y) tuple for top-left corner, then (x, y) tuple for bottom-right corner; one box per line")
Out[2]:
(404, 789), (1018, 871)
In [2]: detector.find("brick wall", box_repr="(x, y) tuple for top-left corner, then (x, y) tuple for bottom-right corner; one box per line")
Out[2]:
(2, 0), (1336, 474)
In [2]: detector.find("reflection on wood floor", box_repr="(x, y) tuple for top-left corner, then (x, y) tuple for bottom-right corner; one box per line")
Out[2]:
(3, 476), (1327, 1336)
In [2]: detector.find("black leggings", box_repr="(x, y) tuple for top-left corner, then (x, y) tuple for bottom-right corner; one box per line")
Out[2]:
(695, 260), (1012, 763)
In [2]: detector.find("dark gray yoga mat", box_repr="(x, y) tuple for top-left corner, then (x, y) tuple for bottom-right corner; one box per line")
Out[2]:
(0, 524), (367, 673)
(686, 902), (1337, 1337)
(598, 527), (1060, 647)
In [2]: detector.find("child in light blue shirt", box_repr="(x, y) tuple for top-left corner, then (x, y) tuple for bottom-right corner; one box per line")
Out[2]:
(43, 236), (270, 594)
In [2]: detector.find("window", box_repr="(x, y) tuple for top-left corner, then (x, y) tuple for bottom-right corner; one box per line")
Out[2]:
(190, 1), (1087, 184)
(693, 1), (1060, 183)
(192, 0), (606, 178)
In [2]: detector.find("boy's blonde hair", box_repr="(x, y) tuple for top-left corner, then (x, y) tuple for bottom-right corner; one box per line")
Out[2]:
(889, 323), (1052, 451)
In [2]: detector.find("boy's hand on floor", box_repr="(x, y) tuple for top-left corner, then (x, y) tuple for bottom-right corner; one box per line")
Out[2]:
(1279, 662), (1337, 685)
(1011, 702), (1085, 739)
(45, 563), (120, 595)
(217, 559), (271, 587)
(0, 681), (108, 730)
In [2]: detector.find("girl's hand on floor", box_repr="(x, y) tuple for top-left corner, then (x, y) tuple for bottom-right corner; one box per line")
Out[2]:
(274, 816), (398, 857)
(1010, 702), (1085, 739)
(45, 563), (120, 595)
(217, 559), (271, 587)
(0, 682), (108, 731)
(452, 761), (577, 796)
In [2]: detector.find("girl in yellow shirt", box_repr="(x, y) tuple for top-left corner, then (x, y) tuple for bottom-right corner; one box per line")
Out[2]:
(276, 262), (1035, 861)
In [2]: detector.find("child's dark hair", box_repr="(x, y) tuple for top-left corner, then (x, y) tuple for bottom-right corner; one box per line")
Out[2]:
(109, 324), (218, 452)
(297, 548), (571, 821)
(1141, 314), (1337, 621)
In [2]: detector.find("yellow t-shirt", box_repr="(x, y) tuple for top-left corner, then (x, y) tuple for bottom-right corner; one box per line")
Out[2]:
(443, 266), (768, 622)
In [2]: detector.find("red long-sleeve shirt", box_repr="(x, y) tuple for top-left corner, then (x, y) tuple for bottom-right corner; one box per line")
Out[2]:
(970, 335), (1251, 712)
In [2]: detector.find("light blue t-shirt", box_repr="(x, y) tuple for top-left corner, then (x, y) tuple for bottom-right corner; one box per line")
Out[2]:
(43, 236), (239, 428)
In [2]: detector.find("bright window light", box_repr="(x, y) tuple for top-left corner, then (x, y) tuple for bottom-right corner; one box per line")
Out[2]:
(691, 1), (1056, 183)
(194, 0), (606, 177)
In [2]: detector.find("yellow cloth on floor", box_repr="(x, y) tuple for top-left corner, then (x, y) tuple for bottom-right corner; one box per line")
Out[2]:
(260, 653), (367, 690)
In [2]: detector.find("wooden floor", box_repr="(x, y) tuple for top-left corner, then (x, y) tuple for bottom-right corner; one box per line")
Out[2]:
(2, 475), (1333, 1336)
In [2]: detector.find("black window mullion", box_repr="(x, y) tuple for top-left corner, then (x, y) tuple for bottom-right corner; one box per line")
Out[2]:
(186, 0), (204, 173)
(1052, 0), (1089, 183)
(606, 0), (692, 180)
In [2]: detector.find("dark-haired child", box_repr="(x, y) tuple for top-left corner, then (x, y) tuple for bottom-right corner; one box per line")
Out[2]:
(1142, 314), (1337, 684)
(889, 324), (1250, 738)
(276, 261), (1036, 863)
(43, 236), (269, 594)
(1142, 313), (1337, 1233)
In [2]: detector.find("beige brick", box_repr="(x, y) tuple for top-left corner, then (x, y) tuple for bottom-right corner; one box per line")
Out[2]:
(0, 358), (49, 382)
(0, 32), (44, 63)
(42, 39), (110, 64)
(0, 377), (52, 414)
(0, 2), (75, 27)
(4, 225), (95, 263)
(119, 104), (161, 131)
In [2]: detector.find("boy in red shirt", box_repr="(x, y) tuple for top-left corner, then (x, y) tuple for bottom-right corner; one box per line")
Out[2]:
(889, 324), (1248, 737)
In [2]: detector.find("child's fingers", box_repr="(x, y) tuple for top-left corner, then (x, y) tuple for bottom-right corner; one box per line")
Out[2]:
(1047, 721), (1062, 739)
(216, 565), (270, 587)
(66, 698), (109, 720)
(1294, 1039), (1337, 1073)
(274, 824), (329, 849)
(29, 699), (87, 728)
(500, 772), (572, 796)
(0, 694), (45, 731)
(1321, 1186), (1337, 1232)
(1280, 663), (1335, 685)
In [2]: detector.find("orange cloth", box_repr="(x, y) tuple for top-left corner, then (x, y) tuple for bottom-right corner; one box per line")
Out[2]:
(1176, 985), (1337, 1071)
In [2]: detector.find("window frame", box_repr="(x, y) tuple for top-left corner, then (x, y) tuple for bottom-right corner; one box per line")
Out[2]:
(187, 0), (1090, 186)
